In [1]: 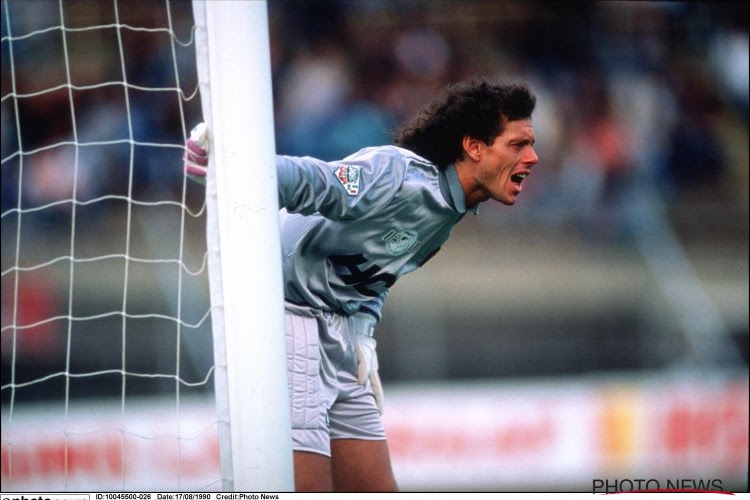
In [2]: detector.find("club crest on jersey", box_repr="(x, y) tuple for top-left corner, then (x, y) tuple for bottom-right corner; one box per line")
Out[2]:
(382, 229), (419, 256)
(335, 164), (361, 196)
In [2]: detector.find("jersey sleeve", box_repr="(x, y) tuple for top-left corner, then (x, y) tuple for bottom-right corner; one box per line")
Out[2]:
(276, 148), (407, 220)
(358, 290), (388, 321)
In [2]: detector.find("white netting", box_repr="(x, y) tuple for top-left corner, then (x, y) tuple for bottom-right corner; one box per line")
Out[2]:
(1, 0), (218, 491)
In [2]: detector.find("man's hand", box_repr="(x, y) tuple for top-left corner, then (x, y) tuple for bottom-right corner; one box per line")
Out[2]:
(351, 312), (384, 413)
(184, 122), (209, 185)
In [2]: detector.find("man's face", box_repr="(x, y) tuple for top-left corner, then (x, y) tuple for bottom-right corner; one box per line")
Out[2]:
(472, 118), (538, 206)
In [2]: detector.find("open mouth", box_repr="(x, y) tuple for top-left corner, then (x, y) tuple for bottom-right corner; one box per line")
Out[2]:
(510, 172), (528, 189)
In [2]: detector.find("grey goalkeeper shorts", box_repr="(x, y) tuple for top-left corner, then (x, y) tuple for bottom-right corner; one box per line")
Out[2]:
(285, 301), (385, 457)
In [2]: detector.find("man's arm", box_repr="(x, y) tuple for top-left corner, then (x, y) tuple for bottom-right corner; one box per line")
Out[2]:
(350, 311), (384, 413)
(185, 124), (406, 220)
(358, 291), (388, 321)
(276, 151), (404, 220)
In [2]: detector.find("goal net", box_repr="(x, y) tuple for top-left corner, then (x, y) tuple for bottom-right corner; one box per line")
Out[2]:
(1, 0), (290, 491)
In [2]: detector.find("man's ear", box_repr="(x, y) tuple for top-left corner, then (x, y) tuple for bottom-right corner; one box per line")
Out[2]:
(462, 135), (482, 162)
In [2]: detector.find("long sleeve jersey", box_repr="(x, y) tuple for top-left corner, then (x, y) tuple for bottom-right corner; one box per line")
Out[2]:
(277, 145), (474, 320)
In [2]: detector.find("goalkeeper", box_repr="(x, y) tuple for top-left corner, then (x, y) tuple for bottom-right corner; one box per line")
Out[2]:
(185, 78), (538, 491)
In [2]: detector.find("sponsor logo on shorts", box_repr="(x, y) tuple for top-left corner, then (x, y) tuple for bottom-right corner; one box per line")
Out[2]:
(335, 164), (361, 195)
(382, 229), (419, 256)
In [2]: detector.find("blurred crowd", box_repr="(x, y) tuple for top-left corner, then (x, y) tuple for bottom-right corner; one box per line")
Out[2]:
(2, 1), (748, 228)
(266, 1), (748, 241)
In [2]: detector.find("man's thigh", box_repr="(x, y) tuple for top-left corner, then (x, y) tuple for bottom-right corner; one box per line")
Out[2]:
(330, 438), (398, 492)
(293, 450), (332, 492)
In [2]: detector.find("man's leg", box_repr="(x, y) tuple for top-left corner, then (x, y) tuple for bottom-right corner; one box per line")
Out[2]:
(293, 450), (333, 492)
(330, 438), (398, 492)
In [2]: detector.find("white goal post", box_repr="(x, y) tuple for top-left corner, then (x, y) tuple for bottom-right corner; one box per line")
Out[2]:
(192, 0), (294, 492)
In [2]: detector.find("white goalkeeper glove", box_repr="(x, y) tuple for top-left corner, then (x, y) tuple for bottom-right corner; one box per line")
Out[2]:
(351, 312), (384, 413)
(184, 122), (209, 185)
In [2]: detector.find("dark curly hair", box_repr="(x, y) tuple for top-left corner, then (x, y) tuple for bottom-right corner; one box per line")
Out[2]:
(394, 78), (536, 168)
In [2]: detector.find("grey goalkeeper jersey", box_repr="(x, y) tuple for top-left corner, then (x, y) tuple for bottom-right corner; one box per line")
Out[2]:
(277, 145), (474, 320)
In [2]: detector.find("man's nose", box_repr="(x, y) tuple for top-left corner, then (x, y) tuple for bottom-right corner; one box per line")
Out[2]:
(524, 147), (539, 166)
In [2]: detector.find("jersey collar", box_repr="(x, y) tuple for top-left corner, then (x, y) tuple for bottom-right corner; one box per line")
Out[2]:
(441, 164), (466, 213)
(442, 164), (480, 215)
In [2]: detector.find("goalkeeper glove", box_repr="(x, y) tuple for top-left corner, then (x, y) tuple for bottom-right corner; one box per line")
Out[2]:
(351, 312), (384, 413)
(184, 122), (209, 185)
